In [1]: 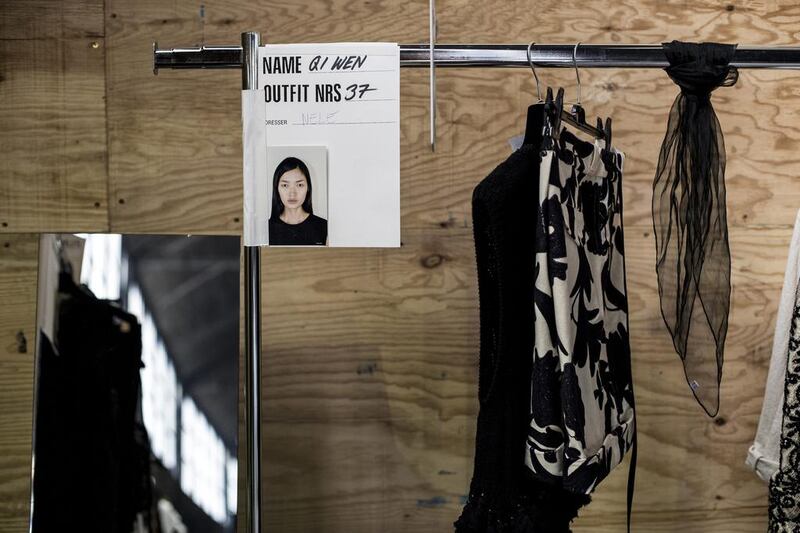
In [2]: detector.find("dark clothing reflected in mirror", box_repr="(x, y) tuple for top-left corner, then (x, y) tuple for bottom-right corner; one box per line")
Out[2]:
(33, 274), (148, 533)
(32, 235), (239, 533)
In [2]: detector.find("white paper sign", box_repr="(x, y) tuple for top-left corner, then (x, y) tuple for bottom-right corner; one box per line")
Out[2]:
(242, 43), (400, 247)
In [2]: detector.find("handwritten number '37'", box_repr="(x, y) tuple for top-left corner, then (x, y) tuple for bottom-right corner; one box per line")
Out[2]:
(344, 83), (377, 100)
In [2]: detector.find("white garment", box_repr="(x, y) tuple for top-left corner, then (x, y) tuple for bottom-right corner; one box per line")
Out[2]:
(747, 209), (800, 482)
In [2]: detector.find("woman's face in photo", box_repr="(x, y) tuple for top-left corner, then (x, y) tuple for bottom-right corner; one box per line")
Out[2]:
(277, 168), (308, 210)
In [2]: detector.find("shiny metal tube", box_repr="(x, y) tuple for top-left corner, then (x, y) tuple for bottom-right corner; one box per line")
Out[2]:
(153, 43), (242, 73)
(155, 43), (800, 71)
(241, 31), (262, 533)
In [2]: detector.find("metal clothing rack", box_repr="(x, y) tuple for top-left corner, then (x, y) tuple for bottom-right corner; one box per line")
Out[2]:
(152, 33), (800, 533)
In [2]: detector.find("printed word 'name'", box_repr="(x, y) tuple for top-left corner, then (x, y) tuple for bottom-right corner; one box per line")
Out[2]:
(262, 55), (368, 74)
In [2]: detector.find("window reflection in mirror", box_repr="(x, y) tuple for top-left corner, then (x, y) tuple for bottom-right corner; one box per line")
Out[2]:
(32, 234), (240, 533)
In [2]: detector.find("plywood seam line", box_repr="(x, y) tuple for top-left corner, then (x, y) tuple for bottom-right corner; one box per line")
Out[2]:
(152, 36), (800, 533)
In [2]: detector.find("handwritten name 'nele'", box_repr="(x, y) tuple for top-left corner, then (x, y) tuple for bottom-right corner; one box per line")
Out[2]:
(262, 54), (368, 74)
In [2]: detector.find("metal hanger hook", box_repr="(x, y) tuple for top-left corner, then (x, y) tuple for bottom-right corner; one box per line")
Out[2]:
(527, 42), (542, 101)
(572, 41), (582, 105)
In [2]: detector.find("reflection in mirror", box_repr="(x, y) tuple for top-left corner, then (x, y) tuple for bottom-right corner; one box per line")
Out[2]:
(32, 234), (240, 533)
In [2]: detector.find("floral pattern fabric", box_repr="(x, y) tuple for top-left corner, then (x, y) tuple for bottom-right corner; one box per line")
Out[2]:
(769, 280), (800, 531)
(526, 131), (635, 494)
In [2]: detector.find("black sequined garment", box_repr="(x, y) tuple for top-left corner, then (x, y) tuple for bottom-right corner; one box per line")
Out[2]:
(456, 144), (590, 533)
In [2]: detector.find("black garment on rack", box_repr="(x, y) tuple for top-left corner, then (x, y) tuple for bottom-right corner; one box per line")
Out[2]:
(653, 41), (738, 417)
(456, 144), (590, 533)
(32, 273), (150, 533)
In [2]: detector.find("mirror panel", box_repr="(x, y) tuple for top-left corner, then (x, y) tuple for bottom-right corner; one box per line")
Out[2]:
(32, 234), (240, 533)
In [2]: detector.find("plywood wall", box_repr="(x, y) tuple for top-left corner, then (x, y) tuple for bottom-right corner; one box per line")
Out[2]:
(4, 0), (800, 531)
(0, 235), (38, 532)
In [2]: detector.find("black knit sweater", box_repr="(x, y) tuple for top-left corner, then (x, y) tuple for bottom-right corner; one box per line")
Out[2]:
(455, 144), (590, 533)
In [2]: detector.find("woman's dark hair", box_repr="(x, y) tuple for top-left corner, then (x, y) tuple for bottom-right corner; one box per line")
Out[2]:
(270, 157), (313, 220)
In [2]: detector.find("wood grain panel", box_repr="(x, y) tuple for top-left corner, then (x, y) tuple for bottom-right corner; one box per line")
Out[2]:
(0, 235), (38, 530)
(262, 418), (464, 533)
(0, 0), (108, 233)
(260, 226), (789, 416)
(257, 225), (784, 529)
(430, 0), (800, 229)
(0, 0), (795, 531)
(105, 0), (427, 233)
(108, 0), (800, 234)
(0, 0), (103, 40)
(262, 415), (767, 532)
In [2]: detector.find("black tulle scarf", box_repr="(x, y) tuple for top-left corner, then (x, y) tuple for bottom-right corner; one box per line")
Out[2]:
(653, 41), (739, 417)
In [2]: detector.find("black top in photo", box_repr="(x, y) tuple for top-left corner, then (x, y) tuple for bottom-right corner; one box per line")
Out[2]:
(268, 214), (328, 246)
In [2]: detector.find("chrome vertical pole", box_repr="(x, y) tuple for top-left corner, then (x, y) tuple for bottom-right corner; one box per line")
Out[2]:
(241, 31), (262, 533)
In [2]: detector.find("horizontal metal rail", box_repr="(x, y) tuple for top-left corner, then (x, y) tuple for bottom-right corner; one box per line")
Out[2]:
(154, 43), (800, 72)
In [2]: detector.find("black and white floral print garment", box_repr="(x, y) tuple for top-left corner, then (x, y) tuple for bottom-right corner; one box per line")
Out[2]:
(769, 280), (800, 532)
(526, 130), (636, 495)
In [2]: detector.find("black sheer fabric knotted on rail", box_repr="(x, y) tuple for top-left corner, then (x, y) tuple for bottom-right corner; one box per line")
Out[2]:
(652, 40), (739, 417)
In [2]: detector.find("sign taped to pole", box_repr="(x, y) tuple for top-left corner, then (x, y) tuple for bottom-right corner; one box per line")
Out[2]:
(242, 43), (400, 247)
